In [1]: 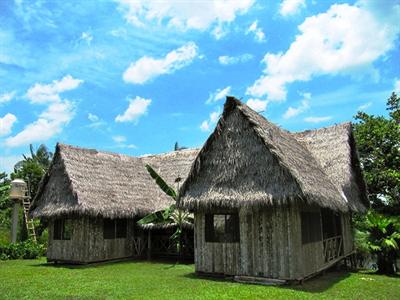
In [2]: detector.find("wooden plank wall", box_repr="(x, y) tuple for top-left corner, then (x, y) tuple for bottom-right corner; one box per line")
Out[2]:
(194, 204), (303, 279)
(341, 213), (354, 255)
(47, 217), (135, 263)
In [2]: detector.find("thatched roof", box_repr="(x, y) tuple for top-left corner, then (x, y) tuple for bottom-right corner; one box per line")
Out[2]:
(179, 97), (367, 213)
(30, 144), (198, 219)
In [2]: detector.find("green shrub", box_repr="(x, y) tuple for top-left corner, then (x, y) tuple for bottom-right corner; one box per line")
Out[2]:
(0, 240), (46, 260)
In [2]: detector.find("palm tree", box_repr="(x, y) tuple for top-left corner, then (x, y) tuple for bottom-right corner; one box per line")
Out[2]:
(137, 164), (193, 260)
(357, 211), (400, 274)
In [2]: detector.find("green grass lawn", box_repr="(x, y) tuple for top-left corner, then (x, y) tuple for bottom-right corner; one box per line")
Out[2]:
(0, 258), (399, 300)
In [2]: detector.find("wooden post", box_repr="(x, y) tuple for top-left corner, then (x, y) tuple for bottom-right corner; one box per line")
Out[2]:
(147, 230), (152, 260)
(11, 201), (19, 243)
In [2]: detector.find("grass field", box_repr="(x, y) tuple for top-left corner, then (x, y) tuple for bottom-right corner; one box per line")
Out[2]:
(0, 258), (399, 300)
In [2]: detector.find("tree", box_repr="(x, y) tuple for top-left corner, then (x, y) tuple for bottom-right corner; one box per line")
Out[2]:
(355, 211), (400, 274)
(12, 144), (53, 199)
(137, 165), (193, 260)
(174, 142), (187, 151)
(0, 173), (12, 243)
(353, 92), (400, 214)
(11, 144), (53, 241)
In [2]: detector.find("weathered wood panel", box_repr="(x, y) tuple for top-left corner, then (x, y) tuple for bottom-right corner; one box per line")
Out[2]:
(195, 204), (302, 280)
(47, 217), (135, 263)
(341, 213), (354, 255)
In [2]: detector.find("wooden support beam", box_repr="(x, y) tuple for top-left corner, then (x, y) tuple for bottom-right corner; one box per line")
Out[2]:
(147, 230), (152, 260)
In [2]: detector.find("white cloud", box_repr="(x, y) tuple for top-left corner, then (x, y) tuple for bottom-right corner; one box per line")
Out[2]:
(206, 86), (231, 104)
(357, 102), (372, 111)
(0, 113), (17, 136)
(218, 54), (253, 65)
(123, 42), (198, 84)
(246, 99), (268, 112)
(117, 0), (254, 37)
(200, 110), (220, 132)
(0, 91), (16, 104)
(279, 0), (306, 17)
(112, 135), (126, 143)
(26, 75), (83, 104)
(115, 96), (151, 123)
(304, 116), (332, 123)
(80, 31), (93, 45)
(283, 93), (311, 119)
(88, 113), (99, 122)
(246, 21), (266, 43)
(247, 1), (400, 101)
(5, 101), (74, 147)
(4, 75), (82, 147)
(395, 78), (400, 93)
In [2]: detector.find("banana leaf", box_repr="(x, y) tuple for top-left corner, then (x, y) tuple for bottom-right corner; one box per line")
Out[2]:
(145, 164), (176, 199)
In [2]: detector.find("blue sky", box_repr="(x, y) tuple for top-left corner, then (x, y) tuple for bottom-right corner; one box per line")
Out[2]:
(1, 0), (399, 174)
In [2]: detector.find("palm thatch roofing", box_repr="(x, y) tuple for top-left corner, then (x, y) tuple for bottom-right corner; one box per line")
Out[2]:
(179, 96), (368, 213)
(30, 144), (198, 219)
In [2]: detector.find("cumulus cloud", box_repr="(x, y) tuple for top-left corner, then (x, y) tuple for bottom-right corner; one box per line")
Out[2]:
(0, 155), (21, 174)
(218, 54), (253, 65)
(117, 0), (254, 37)
(279, 0), (306, 17)
(247, 1), (400, 101)
(123, 42), (198, 84)
(200, 110), (220, 132)
(0, 113), (17, 136)
(246, 21), (266, 42)
(206, 86), (231, 104)
(283, 93), (311, 119)
(26, 75), (83, 104)
(5, 101), (74, 147)
(246, 99), (267, 112)
(79, 31), (93, 45)
(5, 75), (82, 147)
(304, 116), (332, 123)
(115, 96), (151, 123)
(0, 91), (16, 104)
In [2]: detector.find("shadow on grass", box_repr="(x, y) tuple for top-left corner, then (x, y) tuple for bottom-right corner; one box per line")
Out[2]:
(281, 271), (351, 293)
(182, 269), (352, 292)
(30, 257), (194, 270)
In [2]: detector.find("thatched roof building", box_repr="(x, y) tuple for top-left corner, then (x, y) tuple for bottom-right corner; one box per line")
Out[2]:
(179, 96), (368, 282)
(180, 97), (367, 213)
(30, 144), (198, 219)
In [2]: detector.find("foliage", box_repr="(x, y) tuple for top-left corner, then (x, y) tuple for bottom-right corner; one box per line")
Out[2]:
(0, 173), (12, 244)
(355, 211), (400, 274)
(10, 144), (53, 241)
(1, 259), (400, 299)
(353, 92), (400, 213)
(0, 240), (46, 260)
(138, 164), (193, 258)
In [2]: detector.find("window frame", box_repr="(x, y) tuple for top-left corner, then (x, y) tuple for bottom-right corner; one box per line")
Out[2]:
(53, 219), (72, 241)
(301, 211), (322, 244)
(205, 213), (240, 243)
(103, 219), (128, 240)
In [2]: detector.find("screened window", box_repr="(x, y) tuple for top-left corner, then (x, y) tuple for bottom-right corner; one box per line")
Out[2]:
(103, 219), (127, 239)
(53, 219), (72, 240)
(301, 212), (322, 244)
(205, 214), (240, 243)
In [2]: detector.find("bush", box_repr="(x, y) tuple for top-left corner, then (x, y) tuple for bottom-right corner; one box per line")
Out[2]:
(0, 240), (46, 260)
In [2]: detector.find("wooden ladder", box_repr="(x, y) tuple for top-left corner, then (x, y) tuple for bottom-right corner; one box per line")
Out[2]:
(22, 198), (37, 242)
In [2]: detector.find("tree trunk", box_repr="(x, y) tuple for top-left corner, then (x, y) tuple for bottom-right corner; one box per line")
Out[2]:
(377, 254), (396, 274)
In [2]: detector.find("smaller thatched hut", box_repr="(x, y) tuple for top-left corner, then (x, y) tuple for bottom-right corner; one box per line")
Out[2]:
(179, 96), (368, 283)
(30, 144), (198, 263)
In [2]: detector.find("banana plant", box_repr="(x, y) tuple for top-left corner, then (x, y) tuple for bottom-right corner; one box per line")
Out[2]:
(138, 164), (193, 260)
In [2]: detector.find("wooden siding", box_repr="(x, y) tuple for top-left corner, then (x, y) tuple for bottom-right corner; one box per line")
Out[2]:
(194, 204), (302, 279)
(341, 213), (354, 255)
(47, 217), (135, 263)
(194, 204), (356, 280)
